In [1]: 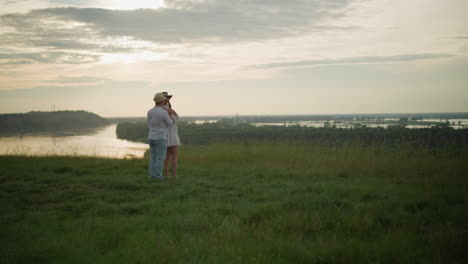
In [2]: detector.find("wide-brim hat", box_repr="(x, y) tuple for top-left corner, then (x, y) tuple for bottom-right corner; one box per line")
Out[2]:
(162, 91), (173, 98)
(153, 93), (166, 103)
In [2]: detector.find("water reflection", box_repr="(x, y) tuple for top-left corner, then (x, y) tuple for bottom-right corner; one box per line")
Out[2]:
(0, 124), (148, 158)
(252, 119), (468, 129)
(190, 120), (218, 125)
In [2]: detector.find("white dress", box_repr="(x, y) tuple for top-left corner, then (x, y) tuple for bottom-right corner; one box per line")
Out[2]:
(164, 106), (181, 146)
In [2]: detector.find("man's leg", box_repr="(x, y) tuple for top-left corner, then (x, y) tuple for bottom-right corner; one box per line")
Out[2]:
(148, 140), (157, 178)
(154, 139), (167, 179)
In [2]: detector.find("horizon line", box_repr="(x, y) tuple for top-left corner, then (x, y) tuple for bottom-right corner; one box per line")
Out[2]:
(104, 111), (468, 119)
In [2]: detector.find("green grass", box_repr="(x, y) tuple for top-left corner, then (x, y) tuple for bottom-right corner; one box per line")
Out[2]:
(1, 143), (467, 263)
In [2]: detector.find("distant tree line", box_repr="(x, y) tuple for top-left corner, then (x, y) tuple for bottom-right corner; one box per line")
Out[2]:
(176, 112), (468, 123)
(108, 113), (468, 125)
(0, 111), (109, 135)
(116, 119), (468, 149)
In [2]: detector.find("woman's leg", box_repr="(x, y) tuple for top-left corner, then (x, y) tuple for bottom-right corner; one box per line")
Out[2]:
(163, 147), (172, 177)
(171, 146), (178, 178)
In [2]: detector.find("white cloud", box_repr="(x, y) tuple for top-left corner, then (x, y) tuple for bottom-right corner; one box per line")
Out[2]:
(247, 53), (454, 69)
(49, 75), (111, 83)
(1, 0), (355, 47)
(0, 51), (100, 64)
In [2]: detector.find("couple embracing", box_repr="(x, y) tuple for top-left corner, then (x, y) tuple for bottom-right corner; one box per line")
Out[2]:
(147, 91), (181, 180)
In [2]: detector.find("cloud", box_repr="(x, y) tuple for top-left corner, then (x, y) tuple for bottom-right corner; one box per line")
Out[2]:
(0, 0), (356, 51)
(0, 51), (100, 64)
(460, 44), (468, 53)
(17, 39), (138, 53)
(247, 53), (455, 69)
(0, 8), (142, 54)
(49, 75), (111, 84)
(456, 36), (468, 40)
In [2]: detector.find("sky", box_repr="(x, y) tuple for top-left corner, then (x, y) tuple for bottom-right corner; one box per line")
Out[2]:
(0, 0), (467, 117)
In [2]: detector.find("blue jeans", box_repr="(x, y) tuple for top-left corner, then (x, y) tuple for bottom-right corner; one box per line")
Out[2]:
(148, 139), (167, 179)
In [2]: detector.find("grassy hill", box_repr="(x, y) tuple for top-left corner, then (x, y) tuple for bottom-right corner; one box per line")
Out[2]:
(1, 142), (467, 263)
(0, 110), (109, 135)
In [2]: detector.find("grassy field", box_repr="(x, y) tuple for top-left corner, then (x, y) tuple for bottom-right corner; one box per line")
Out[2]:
(1, 143), (467, 263)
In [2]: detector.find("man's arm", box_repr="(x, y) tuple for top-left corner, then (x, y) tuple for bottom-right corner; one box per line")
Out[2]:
(163, 112), (174, 127)
(147, 110), (153, 127)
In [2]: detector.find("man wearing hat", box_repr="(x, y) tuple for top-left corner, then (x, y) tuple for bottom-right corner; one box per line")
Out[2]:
(147, 92), (176, 179)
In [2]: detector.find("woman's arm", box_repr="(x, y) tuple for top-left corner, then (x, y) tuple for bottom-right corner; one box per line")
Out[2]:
(168, 109), (179, 119)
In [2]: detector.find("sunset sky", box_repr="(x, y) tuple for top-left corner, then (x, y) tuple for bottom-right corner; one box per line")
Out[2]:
(0, 0), (467, 117)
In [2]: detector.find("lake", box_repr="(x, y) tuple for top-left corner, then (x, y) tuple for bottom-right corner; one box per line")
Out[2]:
(3, 119), (465, 158)
(0, 124), (148, 158)
(249, 119), (468, 129)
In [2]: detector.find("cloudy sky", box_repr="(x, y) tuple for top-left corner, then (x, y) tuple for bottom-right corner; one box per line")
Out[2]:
(0, 0), (467, 117)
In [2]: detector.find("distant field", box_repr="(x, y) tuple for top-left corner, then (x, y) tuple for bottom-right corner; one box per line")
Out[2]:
(1, 143), (467, 263)
(116, 121), (468, 146)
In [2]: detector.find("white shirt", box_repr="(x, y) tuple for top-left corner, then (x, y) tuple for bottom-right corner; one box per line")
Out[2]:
(147, 106), (175, 140)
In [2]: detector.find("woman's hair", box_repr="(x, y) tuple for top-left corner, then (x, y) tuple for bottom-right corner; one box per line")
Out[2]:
(166, 100), (172, 109)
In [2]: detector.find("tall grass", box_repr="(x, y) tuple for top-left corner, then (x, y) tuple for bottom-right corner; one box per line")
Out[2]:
(1, 142), (467, 263)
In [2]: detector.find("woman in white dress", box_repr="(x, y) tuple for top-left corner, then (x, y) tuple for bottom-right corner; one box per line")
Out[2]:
(162, 92), (181, 178)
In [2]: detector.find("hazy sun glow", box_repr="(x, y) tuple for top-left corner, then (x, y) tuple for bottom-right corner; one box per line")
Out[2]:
(100, 52), (168, 64)
(101, 0), (165, 10)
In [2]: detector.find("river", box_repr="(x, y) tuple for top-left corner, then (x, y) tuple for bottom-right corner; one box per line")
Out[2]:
(0, 124), (148, 158)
